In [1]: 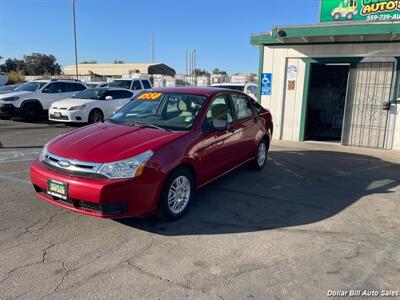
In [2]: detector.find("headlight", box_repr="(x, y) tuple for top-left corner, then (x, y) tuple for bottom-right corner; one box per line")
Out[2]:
(97, 150), (154, 179)
(69, 105), (86, 111)
(2, 96), (19, 102)
(39, 142), (50, 161)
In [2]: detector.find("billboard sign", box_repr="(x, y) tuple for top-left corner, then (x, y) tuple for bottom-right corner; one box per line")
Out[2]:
(320, 0), (400, 22)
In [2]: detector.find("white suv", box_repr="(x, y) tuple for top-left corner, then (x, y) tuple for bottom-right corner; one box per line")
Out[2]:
(0, 80), (87, 121)
(108, 77), (152, 94)
(211, 82), (258, 99)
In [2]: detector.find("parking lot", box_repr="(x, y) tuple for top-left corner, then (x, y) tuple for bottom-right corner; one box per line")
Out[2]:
(1, 118), (400, 299)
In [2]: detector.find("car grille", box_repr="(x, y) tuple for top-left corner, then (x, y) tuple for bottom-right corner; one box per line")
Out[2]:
(43, 152), (103, 176)
(33, 185), (101, 212)
(50, 114), (69, 120)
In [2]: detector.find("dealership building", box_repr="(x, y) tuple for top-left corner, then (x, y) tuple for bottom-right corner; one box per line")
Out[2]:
(252, 0), (400, 150)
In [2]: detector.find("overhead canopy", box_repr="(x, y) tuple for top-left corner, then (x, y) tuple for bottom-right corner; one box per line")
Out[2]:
(147, 63), (176, 77)
(251, 22), (400, 45)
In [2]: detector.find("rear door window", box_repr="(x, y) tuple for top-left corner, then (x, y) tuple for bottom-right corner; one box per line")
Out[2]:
(44, 82), (66, 93)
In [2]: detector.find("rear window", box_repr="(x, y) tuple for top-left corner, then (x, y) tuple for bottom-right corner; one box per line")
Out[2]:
(141, 80), (151, 89)
(218, 85), (244, 92)
(109, 80), (131, 89)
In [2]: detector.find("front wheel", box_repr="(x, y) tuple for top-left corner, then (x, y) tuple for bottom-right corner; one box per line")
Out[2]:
(250, 139), (269, 171)
(88, 109), (103, 123)
(157, 167), (194, 221)
(346, 13), (354, 20)
(22, 103), (42, 121)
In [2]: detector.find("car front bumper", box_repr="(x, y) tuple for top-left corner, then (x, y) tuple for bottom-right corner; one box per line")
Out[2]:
(0, 103), (19, 116)
(48, 109), (87, 123)
(30, 160), (162, 218)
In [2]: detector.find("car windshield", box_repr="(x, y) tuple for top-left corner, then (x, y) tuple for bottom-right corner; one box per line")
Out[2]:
(110, 92), (207, 131)
(217, 85), (244, 91)
(73, 88), (107, 100)
(109, 80), (131, 89)
(0, 85), (17, 92)
(15, 82), (46, 92)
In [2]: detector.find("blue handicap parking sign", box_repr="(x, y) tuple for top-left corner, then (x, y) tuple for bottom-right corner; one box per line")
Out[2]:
(261, 73), (272, 96)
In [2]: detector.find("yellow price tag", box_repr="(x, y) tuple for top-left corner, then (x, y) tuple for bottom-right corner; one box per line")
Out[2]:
(137, 92), (162, 100)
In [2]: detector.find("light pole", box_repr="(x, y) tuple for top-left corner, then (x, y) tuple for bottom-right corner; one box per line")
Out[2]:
(72, 0), (79, 80)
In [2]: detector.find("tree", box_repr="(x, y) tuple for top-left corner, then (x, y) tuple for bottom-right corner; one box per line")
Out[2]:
(80, 60), (97, 64)
(23, 53), (61, 75)
(192, 68), (210, 77)
(0, 53), (61, 75)
(212, 68), (227, 75)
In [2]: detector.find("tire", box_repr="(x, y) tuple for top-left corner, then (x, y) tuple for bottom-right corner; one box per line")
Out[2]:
(346, 13), (354, 20)
(157, 167), (195, 221)
(333, 13), (341, 21)
(21, 102), (42, 121)
(88, 109), (103, 123)
(250, 138), (269, 171)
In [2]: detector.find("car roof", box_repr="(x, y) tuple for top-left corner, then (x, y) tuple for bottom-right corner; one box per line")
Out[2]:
(114, 78), (149, 81)
(149, 86), (246, 97)
(211, 82), (246, 87)
(31, 79), (85, 83)
(85, 87), (132, 91)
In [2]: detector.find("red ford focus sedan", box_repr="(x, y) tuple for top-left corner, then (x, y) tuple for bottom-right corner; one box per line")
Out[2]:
(30, 88), (273, 220)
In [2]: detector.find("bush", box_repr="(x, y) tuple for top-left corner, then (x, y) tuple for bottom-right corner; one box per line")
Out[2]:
(7, 70), (25, 84)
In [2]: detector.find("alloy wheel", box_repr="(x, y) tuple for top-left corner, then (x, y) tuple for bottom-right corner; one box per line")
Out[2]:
(167, 175), (191, 214)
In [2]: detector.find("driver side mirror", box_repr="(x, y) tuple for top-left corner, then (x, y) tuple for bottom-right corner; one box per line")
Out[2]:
(42, 88), (50, 93)
(105, 96), (113, 100)
(212, 119), (228, 131)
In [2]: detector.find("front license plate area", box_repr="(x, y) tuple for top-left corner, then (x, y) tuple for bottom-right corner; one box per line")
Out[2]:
(47, 179), (68, 200)
(54, 112), (61, 117)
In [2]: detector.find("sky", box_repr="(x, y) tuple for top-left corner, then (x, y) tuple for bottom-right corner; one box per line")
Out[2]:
(0, 0), (321, 74)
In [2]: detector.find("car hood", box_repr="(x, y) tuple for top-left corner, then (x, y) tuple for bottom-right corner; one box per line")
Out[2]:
(47, 122), (187, 163)
(52, 98), (98, 108)
(0, 91), (32, 99)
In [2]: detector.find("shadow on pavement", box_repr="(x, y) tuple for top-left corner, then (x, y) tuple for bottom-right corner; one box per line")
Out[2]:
(117, 150), (400, 235)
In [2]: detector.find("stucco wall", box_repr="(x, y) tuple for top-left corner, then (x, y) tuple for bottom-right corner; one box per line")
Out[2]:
(261, 42), (400, 150)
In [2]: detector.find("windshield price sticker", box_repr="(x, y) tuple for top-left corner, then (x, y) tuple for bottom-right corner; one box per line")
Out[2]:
(137, 93), (162, 100)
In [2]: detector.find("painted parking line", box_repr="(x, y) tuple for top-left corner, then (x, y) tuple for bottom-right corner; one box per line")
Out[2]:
(0, 150), (40, 164)
(0, 174), (31, 185)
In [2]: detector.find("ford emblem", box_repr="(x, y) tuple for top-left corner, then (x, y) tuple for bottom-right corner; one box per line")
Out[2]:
(58, 160), (71, 168)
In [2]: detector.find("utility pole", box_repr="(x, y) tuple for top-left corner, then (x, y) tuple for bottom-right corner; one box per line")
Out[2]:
(193, 50), (197, 86)
(72, 0), (79, 80)
(151, 33), (155, 63)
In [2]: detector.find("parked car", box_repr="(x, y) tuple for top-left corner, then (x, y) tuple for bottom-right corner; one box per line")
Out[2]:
(49, 88), (134, 123)
(108, 77), (152, 93)
(30, 87), (273, 220)
(211, 82), (258, 99)
(0, 83), (23, 94)
(0, 80), (87, 120)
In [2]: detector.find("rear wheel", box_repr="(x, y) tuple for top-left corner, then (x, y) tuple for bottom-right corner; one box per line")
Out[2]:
(157, 167), (194, 221)
(250, 139), (269, 171)
(346, 13), (354, 20)
(88, 109), (103, 123)
(21, 103), (42, 121)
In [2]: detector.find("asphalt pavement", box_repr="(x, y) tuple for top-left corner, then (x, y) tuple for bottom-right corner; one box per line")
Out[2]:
(0, 119), (399, 299)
